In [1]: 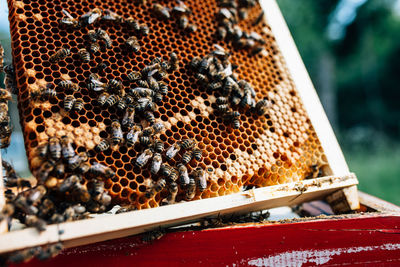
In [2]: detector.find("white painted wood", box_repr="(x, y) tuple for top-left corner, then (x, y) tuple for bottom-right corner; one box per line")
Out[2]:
(259, 0), (350, 176)
(0, 174), (358, 254)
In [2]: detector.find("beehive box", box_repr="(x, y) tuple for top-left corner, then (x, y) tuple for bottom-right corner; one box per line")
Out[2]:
(0, 0), (358, 253)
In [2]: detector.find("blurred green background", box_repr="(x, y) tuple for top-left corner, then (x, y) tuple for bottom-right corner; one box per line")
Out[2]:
(0, 0), (399, 204)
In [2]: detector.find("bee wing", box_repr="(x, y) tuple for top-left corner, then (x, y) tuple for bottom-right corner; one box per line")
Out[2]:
(88, 13), (101, 24)
(62, 9), (74, 19)
(92, 85), (106, 91)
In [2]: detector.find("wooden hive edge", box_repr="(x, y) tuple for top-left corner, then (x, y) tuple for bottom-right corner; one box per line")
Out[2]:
(261, 0), (350, 176)
(0, 173), (358, 254)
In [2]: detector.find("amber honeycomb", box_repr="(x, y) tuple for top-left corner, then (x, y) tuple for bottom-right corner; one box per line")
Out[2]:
(7, 0), (331, 209)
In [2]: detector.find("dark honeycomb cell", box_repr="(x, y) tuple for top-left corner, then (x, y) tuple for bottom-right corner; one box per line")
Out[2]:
(8, 0), (331, 210)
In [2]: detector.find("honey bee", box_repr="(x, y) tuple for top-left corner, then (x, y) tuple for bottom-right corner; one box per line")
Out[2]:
(8, 247), (41, 263)
(192, 147), (202, 161)
(37, 198), (54, 218)
(60, 135), (75, 159)
(178, 15), (189, 29)
(68, 151), (88, 170)
(102, 9), (124, 23)
(2, 160), (31, 188)
(111, 120), (123, 145)
(150, 152), (162, 174)
(90, 42), (100, 54)
(48, 137), (61, 160)
(126, 125), (141, 147)
(126, 17), (140, 32)
(136, 148), (153, 167)
(167, 181), (178, 204)
(153, 138), (164, 153)
(146, 178), (167, 199)
(127, 71), (141, 83)
(153, 93), (163, 103)
(95, 139), (110, 152)
(185, 178), (196, 200)
(168, 168), (179, 182)
(25, 214), (47, 232)
(77, 162), (91, 174)
(223, 110), (240, 129)
(198, 56), (212, 74)
(49, 47), (70, 63)
(73, 98), (84, 112)
(122, 106), (135, 129)
(107, 79), (123, 95)
(37, 160), (55, 183)
(180, 139), (196, 150)
(239, 90), (252, 108)
(216, 96), (228, 105)
(195, 73), (208, 84)
(89, 162), (115, 179)
(194, 167), (207, 191)
(141, 228), (165, 242)
(3, 66), (17, 94)
(0, 123), (12, 149)
(139, 136), (152, 147)
(31, 84), (57, 101)
(160, 163), (172, 177)
(158, 81), (168, 95)
(37, 243), (63, 261)
(190, 57), (201, 70)
(54, 162), (65, 177)
(177, 163), (189, 186)
(147, 77), (159, 91)
(0, 88), (12, 101)
(208, 81), (223, 91)
(59, 79), (79, 91)
(135, 96), (154, 112)
(80, 8), (102, 25)
(144, 111), (155, 125)
(86, 30), (98, 42)
(166, 143), (181, 160)
(105, 94), (120, 107)
(97, 92), (109, 106)
(136, 79), (149, 89)
(95, 28), (112, 48)
(27, 185), (47, 204)
(78, 48), (90, 62)
(126, 36), (140, 53)
(87, 73), (107, 92)
(90, 180), (105, 201)
(96, 62), (108, 73)
(153, 4), (171, 20)
(250, 46), (264, 56)
(139, 24), (150, 35)
(59, 174), (81, 192)
(186, 24), (197, 33)
(131, 87), (154, 97)
(181, 150), (193, 165)
(60, 9), (80, 28)
(0, 102), (9, 124)
(255, 99), (270, 116)
(253, 10), (264, 26)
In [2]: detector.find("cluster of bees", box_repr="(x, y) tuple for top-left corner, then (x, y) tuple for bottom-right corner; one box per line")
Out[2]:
(152, 1), (197, 33)
(0, 43), (13, 149)
(190, 45), (270, 129)
(216, 0), (266, 55)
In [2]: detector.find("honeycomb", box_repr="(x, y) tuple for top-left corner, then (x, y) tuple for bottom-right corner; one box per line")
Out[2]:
(7, 0), (331, 210)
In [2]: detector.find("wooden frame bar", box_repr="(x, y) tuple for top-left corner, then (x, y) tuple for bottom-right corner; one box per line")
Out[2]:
(0, 173), (357, 254)
(260, 0), (349, 176)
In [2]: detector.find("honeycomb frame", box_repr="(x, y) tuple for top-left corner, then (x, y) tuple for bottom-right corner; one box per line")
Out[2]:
(7, 0), (334, 210)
